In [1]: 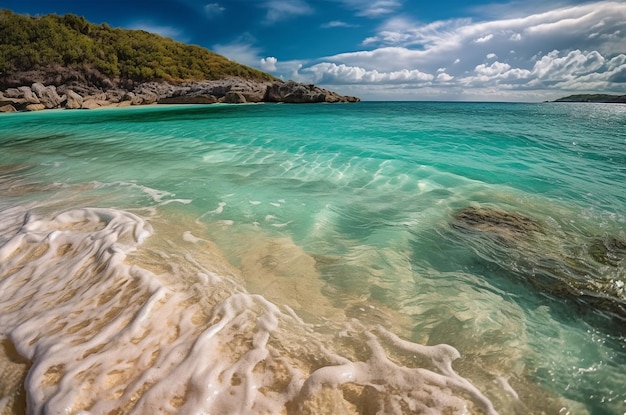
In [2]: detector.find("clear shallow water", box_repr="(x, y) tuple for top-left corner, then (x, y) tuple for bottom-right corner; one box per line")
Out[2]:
(0, 102), (625, 414)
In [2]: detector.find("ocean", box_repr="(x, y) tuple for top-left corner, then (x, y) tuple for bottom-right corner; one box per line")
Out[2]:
(0, 101), (624, 414)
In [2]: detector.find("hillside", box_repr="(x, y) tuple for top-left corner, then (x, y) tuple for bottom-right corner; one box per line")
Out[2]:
(553, 94), (626, 103)
(0, 10), (358, 111)
(0, 9), (276, 88)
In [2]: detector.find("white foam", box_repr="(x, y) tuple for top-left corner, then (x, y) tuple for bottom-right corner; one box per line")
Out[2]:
(0, 206), (499, 415)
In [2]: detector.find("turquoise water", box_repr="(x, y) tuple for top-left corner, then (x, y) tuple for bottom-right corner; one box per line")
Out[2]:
(0, 102), (625, 414)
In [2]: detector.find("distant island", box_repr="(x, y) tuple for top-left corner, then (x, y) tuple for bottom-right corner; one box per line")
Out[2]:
(553, 94), (626, 103)
(0, 10), (358, 112)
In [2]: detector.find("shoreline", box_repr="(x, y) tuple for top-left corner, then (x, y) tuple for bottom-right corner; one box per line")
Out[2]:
(0, 78), (360, 113)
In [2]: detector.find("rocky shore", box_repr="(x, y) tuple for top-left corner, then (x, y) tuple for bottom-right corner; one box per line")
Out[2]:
(0, 78), (359, 112)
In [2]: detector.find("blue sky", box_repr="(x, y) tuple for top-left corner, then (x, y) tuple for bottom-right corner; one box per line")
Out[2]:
(3, 0), (626, 101)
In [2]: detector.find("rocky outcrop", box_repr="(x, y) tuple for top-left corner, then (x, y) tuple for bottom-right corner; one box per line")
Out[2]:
(0, 104), (17, 112)
(0, 77), (359, 112)
(264, 80), (359, 103)
(451, 205), (626, 326)
(31, 82), (66, 108)
(65, 89), (83, 109)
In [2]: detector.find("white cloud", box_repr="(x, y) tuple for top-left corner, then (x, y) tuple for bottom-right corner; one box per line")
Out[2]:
(475, 33), (494, 43)
(128, 22), (186, 41)
(303, 63), (434, 84)
(322, 20), (358, 29)
(204, 3), (225, 18)
(337, 0), (402, 18)
(262, 0), (313, 24)
(260, 56), (278, 71)
(255, 1), (626, 100)
(213, 40), (262, 67)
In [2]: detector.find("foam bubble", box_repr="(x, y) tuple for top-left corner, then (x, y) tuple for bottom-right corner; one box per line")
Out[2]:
(0, 206), (499, 414)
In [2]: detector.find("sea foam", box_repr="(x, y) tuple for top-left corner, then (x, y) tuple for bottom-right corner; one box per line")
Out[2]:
(0, 205), (497, 414)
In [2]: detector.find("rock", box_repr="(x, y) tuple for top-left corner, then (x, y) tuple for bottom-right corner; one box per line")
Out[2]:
(0, 104), (17, 112)
(81, 98), (111, 109)
(452, 206), (542, 238)
(3, 88), (22, 99)
(31, 83), (65, 108)
(223, 91), (247, 104)
(123, 92), (143, 106)
(18, 86), (40, 104)
(65, 89), (83, 109)
(105, 89), (127, 103)
(588, 236), (626, 267)
(263, 80), (358, 103)
(450, 205), (626, 326)
(1, 78), (359, 112)
(0, 98), (26, 111)
(25, 103), (46, 111)
(136, 90), (159, 105)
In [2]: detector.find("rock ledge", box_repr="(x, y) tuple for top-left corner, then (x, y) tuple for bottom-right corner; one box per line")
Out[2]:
(0, 78), (359, 112)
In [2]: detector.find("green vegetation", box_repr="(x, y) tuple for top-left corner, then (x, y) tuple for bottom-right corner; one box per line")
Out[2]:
(0, 10), (276, 83)
(554, 94), (626, 103)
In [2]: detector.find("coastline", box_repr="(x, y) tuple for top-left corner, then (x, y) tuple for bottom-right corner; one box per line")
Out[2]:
(0, 78), (360, 113)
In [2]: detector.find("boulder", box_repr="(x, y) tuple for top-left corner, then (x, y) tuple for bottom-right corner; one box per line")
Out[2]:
(1, 78), (359, 112)
(31, 83), (65, 108)
(3, 88), (22, 99)
(264, 81), (338, 103)
(25, 103), (46, 111)
(136, 90), (159, 105)
(18, 86), (40, 104)
(81, 98), (111, 109)
(223, 91), (247, 104)
(450, 205), (626, 325)
(65, 89), (83, 109)
(106, 89), (127, 103)
(0, 104), (17, 112)
(123, 92), (144, 106)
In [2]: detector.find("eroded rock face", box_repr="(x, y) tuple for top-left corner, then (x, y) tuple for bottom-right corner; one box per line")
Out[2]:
(450, 205), (626, 325)
(0, 78), (359, 112)
(65, 90), (83, 109)
(31, 83), (66, 108)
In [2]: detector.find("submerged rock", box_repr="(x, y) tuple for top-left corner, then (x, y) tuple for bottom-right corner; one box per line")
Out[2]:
(451, 205), (626, 325)
(588, 236), (626, 267)
(452, 206), (542, 239)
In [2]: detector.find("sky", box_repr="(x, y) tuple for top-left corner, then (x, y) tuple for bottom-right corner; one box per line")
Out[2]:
(3, 0), (626, 101)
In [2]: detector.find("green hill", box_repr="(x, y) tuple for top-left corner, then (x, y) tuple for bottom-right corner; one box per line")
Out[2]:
(554, 94), (626, 103)
(0, 10), (276, 85)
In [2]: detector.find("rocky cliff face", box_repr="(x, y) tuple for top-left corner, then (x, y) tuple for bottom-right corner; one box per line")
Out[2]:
(0, 77), (359, 112)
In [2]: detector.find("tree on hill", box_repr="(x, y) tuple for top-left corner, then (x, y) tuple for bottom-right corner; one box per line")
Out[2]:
(0, 10), (276, 85)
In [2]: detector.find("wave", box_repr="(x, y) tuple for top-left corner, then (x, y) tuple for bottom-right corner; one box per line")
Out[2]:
(0, 206), (498, 414)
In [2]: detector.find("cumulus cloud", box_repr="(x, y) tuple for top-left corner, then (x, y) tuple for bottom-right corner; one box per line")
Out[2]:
(260, 56), (278, 71)
(261, 0), (313, 24)
(301, 63), (433, 85)
(283, 1), (626, 100)
(475, 33), (494, 43)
